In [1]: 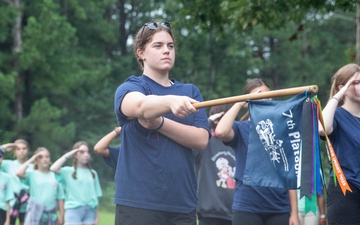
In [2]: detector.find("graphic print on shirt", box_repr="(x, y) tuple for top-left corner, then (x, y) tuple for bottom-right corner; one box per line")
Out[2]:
(212, 151), (235, 189)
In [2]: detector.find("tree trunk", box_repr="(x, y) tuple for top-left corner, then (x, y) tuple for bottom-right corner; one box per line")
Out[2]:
(12, 0), (24, 122)
(118, 0), (127, 55)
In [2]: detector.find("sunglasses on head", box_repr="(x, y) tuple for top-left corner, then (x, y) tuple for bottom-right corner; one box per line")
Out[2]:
(140, 22), (171, 37)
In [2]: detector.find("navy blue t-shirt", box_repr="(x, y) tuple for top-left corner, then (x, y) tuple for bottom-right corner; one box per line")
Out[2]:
(329, 107), (360, 189)
(113, 75), (209, 213)
(103, 146), (119, 169)
(226, 120), (290, 213)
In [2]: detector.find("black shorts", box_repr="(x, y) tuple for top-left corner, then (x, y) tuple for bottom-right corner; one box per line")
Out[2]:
(115, 204), (196, 225)
(327, 179), (360, 225)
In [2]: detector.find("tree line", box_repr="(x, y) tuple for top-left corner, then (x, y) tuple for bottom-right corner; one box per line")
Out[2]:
(0, 0), (357, 207)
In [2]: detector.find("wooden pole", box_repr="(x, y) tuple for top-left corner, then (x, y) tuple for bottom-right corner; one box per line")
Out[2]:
(193, 85), (318, 109)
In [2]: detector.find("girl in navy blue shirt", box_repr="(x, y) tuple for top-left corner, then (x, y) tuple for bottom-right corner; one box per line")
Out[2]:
(113, 21), (209, 225)
(319, 63), (360, 225)
(216, 78), (300, 225)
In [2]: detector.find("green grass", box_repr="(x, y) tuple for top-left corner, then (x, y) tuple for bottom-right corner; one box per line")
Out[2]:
(99, 209), (115, 224)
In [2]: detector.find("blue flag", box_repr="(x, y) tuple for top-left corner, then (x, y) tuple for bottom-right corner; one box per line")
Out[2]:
(243, 93), (308, 189)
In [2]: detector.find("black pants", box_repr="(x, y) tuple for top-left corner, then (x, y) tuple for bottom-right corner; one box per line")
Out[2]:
(327, 179), (360, 225)
(0, 209), (6, 225)
(198, 216), (231, 225)
(232, 211), (290, 225)
(115, 204), (196, 225)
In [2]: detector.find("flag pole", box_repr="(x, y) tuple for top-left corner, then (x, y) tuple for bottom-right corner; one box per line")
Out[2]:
(193, 85), (318, 109)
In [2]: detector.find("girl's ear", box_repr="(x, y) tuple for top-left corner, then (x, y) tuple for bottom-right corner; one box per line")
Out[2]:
(338, 84), (344, 92)
(137, 48), (144, 60)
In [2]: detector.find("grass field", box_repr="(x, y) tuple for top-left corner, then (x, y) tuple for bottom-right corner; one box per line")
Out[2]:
(99, 209), (116, 224)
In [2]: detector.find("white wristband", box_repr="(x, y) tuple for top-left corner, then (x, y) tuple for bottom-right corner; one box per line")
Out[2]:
(320, 214), (326, 219)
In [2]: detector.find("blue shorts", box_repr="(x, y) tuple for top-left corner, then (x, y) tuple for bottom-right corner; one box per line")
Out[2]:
(65, 206), (96, 225)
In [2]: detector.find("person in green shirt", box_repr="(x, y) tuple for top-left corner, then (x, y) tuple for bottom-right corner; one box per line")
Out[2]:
(50, 141), (102, 225)
(0, 139), (33, 225)
(0, 154), (15, 225)
(16, 147), (65, 225)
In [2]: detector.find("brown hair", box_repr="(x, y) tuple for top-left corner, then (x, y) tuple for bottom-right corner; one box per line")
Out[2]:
(241, 78), (271, 121)
(14, 139), (30, 150)
(330, 63), (360, 106)
(71, 141), (95, 179)
(133, 22), (174, 70)
(33, 147), (49, 170)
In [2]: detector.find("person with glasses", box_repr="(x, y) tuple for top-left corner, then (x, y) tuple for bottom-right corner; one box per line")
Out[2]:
(319, 63), (360, 225)
(113, 21), (209, 225)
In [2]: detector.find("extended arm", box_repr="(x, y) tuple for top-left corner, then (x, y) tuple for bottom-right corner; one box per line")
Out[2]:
(319, 78), (353, 135)
(50, 149), (79, 173)
(16, 153), (39, 178)
(121, 92), (199, 119)
(0, 143), (18, 152)
(215, 102), (246, 142)
(94, 127), (121, 157)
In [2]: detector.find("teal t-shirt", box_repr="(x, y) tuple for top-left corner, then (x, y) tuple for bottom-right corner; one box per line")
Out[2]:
(0, 159), (34, 212)
(23, 170), (65, 208)
(0, 171), (15, 210)
(0, 159), (34, 192)
(59, 167), (102, 209)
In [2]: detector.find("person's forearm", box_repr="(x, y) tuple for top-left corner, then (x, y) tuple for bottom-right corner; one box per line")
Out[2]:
(50, 149), (78, 173)
(319, 98), (338, 135)
(317, 194), (326, 214)
(159, 118), (209, 150)
(0, 143), (17, 152)
(16, 156), (35, 178)
(121, 93), (173, 119)
(215, 103), (243, 141)
(58, 200), (64, 218)
(6, 202), (10, 223)
(288, 190), (298, 215)
(50, 156), (67, 173)
(94, 128), (120, 156)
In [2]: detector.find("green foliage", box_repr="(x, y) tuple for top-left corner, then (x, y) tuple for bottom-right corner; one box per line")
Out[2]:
(17, 98), (76, 152)
(0, 71), (16, 127)
(177, 0), (358, 31)
(0, 0), (358, 206)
